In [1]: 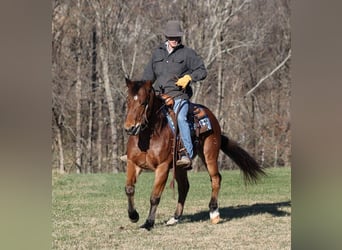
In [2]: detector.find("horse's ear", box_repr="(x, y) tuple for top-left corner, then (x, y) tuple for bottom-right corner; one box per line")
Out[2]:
(125, 77), (132, 87)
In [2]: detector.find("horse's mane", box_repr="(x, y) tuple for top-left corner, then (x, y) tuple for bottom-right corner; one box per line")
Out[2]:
(152, 94), (169, 135)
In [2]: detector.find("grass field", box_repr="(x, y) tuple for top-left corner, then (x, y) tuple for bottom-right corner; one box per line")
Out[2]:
(52, 167), (291, 249)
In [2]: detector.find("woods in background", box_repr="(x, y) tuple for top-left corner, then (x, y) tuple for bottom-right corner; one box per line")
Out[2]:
(52, 0), (291, 173)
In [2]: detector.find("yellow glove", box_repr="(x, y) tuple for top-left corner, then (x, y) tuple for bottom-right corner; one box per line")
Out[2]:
(175, 75), (192, 89)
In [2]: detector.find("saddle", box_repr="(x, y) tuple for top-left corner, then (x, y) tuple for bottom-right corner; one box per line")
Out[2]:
(159, 94), (213, 160)
(159, 94), (212, 136)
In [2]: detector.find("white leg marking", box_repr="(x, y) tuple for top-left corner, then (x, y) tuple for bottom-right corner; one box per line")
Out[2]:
(166, 217), (179, 226)
(210, 208), (220, 220)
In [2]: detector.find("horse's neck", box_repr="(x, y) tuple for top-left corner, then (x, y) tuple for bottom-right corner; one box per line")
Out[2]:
(149, 96), (167, 132)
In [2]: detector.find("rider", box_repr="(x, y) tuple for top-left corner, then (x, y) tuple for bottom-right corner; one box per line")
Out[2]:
(142, 20), (207, 168)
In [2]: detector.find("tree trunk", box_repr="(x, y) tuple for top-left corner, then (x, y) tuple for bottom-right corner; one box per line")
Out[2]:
(93, 4), (119, 173)
(56, 126), (65, 174)
(90, 27), (98, 173)
(215, 31), (223, 118)
(87, 100), (93, 173)
(97, 97), (103, 172)
(75, 0), (82, 173)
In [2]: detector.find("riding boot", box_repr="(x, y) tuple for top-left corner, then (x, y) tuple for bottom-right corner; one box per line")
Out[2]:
(176, 148), (192, 170)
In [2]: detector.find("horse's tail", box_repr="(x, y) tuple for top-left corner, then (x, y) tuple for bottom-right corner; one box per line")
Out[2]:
(220, 134), (266, 183)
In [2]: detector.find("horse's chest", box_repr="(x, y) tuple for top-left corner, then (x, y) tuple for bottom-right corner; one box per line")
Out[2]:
(133, 135), (173, 170)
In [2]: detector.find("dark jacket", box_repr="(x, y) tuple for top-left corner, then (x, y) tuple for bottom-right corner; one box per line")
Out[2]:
(142, 42), (207, 100)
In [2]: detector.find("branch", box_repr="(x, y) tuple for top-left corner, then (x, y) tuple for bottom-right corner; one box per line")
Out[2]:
(222, 0), (250, 24)
(206, 42), (253, 68)
(244, 49), (291, 97)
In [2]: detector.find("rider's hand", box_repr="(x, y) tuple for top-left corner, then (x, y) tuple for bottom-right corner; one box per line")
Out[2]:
(175, 75), (192, 89)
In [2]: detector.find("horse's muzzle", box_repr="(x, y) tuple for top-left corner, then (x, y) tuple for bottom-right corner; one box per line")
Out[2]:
(125, 124), (141, 135)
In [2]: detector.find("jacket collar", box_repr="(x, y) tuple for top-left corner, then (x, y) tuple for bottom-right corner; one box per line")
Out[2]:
(159, 41), (184, 53)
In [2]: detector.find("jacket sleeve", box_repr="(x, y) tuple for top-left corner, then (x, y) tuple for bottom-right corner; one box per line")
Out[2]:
(187, 48), (207, 82)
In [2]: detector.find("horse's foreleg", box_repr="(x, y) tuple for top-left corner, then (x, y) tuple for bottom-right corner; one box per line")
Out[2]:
(140, 165), (169, 230)
(166, 168), (189, 225)
(125, 163), (142, 223)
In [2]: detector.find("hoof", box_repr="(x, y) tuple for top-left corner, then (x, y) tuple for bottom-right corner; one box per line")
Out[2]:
(166, 217), (179, 226)
(209, 208), (220, 224)
(210, 215), (221, 224)
(140, 220), (154, 231)
(128, 210), (139, 223)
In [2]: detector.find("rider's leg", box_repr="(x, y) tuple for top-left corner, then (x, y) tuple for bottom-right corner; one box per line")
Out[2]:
(173, 99), (192, 167)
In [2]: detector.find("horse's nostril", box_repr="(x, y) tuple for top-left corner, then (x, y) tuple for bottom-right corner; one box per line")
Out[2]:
(124, 122), (143, 135)
(125, 125), (137, 135)
(125, 126), (133, 134)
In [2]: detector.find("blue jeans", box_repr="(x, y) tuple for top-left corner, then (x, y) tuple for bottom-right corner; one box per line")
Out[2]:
(173, 99), (193, 158)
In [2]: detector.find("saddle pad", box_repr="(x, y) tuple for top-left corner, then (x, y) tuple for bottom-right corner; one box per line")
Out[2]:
(190, 104), (212, 134)
(163, 103), (213, 136)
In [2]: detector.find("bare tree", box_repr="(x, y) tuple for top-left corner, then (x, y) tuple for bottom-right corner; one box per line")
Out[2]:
(90, 0), (120, 173)
(74, 0), (83, 173)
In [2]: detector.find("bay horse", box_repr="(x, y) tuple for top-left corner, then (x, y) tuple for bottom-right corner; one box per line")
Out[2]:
(123, 78), (265, 230)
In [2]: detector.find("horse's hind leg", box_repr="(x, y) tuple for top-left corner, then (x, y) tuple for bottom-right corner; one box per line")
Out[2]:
(125, 163), (142, 223)
(201, 141), (222, 224)
(167, 167), (190, 225)
(207, 162), (222, 224)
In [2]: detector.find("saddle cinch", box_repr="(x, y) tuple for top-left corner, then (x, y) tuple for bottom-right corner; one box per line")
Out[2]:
(159, 94), (213, 159)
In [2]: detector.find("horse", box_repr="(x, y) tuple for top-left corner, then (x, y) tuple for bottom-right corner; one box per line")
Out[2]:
(123, 78), (265, 230)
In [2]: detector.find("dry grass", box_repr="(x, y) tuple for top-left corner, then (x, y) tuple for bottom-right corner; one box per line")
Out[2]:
(52, 167), (291, 249)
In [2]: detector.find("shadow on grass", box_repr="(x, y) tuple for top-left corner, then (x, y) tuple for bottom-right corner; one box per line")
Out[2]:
(181, 201), (291, 223)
